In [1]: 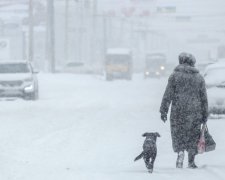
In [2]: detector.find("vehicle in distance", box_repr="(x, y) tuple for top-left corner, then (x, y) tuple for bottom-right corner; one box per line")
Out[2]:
(105, 48), (133, 81)
(204, 62), (225, 114)
(0, 61), (39, 100)
(144, 52), (167, 78)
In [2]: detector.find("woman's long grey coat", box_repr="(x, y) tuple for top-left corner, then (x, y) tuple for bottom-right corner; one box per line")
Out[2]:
(160, 64), (208, 153)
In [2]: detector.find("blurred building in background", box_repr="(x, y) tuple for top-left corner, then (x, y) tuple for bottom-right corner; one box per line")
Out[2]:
(0, 0), (46, 69)
(0, 0), (224, 73)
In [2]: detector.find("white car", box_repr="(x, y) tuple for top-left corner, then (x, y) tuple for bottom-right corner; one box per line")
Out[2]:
(0, 61), (39, 100)
(204, 62), (225, 114)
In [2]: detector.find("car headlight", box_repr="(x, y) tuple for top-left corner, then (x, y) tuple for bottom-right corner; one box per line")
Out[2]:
(145, 71), (149, 75)
(24, 84), (34, 92)
(160, 66), (165, 70)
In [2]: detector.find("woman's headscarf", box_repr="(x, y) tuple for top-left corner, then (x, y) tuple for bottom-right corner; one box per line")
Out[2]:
(179, 52), (196, 67)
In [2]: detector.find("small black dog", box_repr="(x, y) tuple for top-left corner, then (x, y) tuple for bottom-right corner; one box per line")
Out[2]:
(134, 132), (160, 173)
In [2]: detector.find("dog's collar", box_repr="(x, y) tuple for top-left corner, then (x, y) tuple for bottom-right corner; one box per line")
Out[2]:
(145, 138), (156, 143)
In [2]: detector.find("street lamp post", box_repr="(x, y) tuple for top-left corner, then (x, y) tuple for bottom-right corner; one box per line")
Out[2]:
(29, 0), (34, 62)
(65, 0), (69, 62)
(90, 0), (97, 65)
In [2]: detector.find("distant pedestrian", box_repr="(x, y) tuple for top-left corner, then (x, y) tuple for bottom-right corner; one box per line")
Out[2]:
(160, 52), (208, 168)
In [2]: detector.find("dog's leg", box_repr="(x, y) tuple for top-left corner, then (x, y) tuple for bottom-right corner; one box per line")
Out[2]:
(148, 153), (156, 173)
(144, 156), (149, 169)
(143, 153), (152, 172)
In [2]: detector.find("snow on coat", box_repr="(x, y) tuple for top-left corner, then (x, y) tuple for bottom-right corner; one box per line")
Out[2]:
(160, 59), (208, 153)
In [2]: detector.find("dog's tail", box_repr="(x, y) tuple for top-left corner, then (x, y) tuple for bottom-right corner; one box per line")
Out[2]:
(134, 152), (144, 162)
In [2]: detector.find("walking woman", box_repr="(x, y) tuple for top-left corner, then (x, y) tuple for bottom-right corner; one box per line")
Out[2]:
(160, 52), (208, 168)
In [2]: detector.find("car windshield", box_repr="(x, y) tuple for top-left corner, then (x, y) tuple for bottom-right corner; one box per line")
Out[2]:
(146, 58), (165, 68)
(106, 55), (130, 65)
(0, 63), (30, 73)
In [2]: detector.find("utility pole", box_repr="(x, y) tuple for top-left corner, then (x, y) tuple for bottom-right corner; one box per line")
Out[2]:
(78, 1), (84, 62)
(103, 17), (107, 56)
(29, 0), (34, 62)
(65, 0), (69, 62)
(90, 0), (97, 65)
(47, 0), (55, 73)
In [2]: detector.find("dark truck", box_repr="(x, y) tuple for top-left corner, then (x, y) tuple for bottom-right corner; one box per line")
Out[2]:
(144, 52), (167, 78)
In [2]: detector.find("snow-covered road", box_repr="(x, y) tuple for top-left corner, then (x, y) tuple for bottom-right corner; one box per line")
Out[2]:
(0, 73), (224, 180)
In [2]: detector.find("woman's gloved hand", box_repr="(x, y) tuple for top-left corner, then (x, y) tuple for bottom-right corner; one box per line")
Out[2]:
(202, 117), (207, 124)
(161, 113), (167, 123)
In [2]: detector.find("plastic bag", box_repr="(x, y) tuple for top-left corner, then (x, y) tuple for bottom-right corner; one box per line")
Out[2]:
(198, 123), (216, 154)
(198, 133), (205, 154)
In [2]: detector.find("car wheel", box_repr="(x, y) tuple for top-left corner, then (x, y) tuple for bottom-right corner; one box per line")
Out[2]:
(33, 89), (39, 100)
(24, 90), (38, 101)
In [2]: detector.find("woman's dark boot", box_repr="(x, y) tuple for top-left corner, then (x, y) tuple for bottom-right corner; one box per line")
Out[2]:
(188, 151), (198, 169)
(176, 151), (184, 168)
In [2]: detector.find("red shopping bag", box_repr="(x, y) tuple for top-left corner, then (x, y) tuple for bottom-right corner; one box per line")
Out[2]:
(198, 124), (206, 154)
